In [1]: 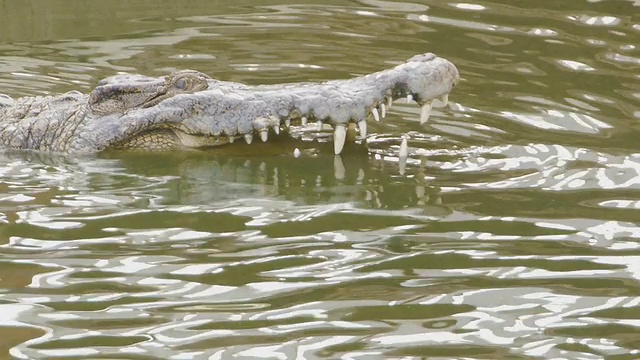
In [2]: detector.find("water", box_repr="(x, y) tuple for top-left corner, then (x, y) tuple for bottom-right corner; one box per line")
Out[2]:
(1, 0), (639, 358)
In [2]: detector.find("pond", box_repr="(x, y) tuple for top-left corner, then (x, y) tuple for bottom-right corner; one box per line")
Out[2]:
(1, 0), (639, 358)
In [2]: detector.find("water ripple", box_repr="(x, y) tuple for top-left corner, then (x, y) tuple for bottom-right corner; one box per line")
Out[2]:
(1, 0), (640, 358)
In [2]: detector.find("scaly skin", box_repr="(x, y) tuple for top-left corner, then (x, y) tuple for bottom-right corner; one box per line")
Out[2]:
(0, 53), (459, 154)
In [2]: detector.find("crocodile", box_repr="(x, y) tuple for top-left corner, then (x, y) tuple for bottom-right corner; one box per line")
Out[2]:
(0, 53), (459, 155)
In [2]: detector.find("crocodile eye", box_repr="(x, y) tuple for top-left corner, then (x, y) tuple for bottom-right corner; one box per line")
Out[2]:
(175, 78), (187, 90)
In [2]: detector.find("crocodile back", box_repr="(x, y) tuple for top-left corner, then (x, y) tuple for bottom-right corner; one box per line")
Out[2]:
(0, 91), (88, 152)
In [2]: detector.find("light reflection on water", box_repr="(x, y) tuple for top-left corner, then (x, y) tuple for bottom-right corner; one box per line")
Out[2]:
(1, 0), (640, 358)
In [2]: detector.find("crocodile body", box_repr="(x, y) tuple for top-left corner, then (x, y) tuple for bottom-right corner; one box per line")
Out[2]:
(0, 53), (459, 154)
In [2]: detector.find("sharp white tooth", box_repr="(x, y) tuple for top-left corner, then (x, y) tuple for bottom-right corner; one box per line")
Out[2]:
(407, 94), (413, 103)
(399, 138), (408, 158)
(372, 108), (380, 122)
(380, 103), (386, 118)
(358, 120), (367, 138)
(285, 119), (291, 127)
(273, 125), (280, 135)
(387, 96), (393, 108)
(333, 124), (347, 154)
(317, 120), (323, 131)
(435, 93), (449, 107)
(301, 116), (308, 125)
(260, 130), (269, 142)
(420, 102), (432, 124)
(293, 148), (301, 158)
(244, 133), (253, 144)
(228, 135), (235, 143)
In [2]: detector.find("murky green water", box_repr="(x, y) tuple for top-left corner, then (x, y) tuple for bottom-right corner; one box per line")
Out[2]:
(1, 0), (639, 358)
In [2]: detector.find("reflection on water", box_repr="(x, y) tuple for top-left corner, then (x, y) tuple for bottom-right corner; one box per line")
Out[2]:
(1, 0), (640, 358)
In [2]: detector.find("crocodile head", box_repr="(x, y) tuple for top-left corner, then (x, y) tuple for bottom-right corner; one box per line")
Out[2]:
(69, 53), (458, 154)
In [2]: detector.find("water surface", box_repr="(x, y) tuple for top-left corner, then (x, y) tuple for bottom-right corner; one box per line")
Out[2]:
(1, 0), (639, 358)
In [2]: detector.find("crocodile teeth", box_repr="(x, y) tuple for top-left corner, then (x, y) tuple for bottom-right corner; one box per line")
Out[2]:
(407, 94), (413, 103)
(317, 120), (323, 131)
(380, 103), (386, 118)
(301, 116), (308, 125)
(334, 124), (347, 155)
(358, 120), (367, 138)
(399, 138), (408, 158)
(420, 102), (432, 124)
(260, 130), (269, 142)
(434, 93), (449, 107)
(285, 119), (291, 128)
(372, 108), (380, 122)
(244, 134), (253, 144)
(273, 125), (280, 135)
(228, 136), (235, 143)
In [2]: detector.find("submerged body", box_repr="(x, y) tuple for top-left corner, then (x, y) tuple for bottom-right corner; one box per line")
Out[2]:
(0, 53), (459, 154)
